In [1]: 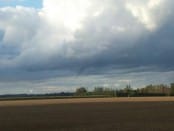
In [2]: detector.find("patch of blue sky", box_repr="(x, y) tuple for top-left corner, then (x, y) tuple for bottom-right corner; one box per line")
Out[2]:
(0, 0), (42, 8)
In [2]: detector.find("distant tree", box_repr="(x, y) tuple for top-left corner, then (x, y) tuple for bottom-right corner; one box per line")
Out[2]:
(94, 87), (104, 95)
(138, 84), (170, 96)
(103, 88), (115, 96)
(75, 87), (87, 96)
(170, 83), (174, 95)
(124, 84), (133, 97)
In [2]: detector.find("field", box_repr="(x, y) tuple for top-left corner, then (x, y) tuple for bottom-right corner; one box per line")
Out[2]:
(0, 97), (174, 131)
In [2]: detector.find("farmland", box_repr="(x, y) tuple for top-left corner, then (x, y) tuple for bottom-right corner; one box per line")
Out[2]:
(0, 97), (174, 131)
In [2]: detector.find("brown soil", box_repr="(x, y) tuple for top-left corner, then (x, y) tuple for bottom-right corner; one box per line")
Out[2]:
(0, 97), (174, 131)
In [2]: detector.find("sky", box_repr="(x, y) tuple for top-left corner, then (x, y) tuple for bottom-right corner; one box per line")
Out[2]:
(0, 0), (174, 94)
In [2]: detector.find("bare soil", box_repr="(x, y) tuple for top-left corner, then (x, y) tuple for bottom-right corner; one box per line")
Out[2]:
(0, 97), (174, 131)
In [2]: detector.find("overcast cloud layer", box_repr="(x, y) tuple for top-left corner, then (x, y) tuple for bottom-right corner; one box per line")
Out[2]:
(0, 0), (174, 94)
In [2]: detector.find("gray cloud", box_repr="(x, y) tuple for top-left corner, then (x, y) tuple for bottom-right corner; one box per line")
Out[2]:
(0, 0), (174, 93)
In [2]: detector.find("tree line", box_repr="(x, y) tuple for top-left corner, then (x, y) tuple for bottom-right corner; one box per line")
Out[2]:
(75, 83), (174, 97)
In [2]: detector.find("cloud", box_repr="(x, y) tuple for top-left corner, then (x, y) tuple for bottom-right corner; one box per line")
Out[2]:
(126, 0), (163, 30)
(0, 0), (174, 93)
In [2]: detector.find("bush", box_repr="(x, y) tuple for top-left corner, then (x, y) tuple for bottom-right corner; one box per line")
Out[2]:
(75, 87), (87, 96)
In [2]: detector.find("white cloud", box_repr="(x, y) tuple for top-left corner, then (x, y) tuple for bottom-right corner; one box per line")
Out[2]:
(126, 0), (165, 31)
(42, 0), (91, 31)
